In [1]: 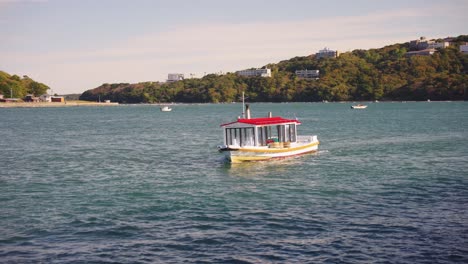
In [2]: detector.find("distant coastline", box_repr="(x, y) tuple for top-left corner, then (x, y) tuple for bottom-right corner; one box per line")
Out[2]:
(0, 101), (119, 108)
(2, 100), (465, 109)
(78, 35), (468, 104)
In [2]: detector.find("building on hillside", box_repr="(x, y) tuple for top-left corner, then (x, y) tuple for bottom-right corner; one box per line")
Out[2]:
(409, 36), (450, 51)
(0, 94), (3, 99)
(405, 49), (437, 57)
(167, 73), (184, 82)
(427, 42), (450, 49)
(443, 37), (455, 42)
(236, 68), (272, 78)
(295, 70), (319, 79)
(410, 36), (431, 50)
(460, 43), (468, 54)
(316, 48), (339, 59)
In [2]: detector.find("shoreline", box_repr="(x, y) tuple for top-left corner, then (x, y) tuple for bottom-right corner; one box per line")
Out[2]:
(0, 101), (119, 108)
(1, 100), (465, 108)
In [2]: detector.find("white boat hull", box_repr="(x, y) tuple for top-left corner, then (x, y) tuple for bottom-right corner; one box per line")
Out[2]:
(351, 105), (367, 109)
(220, 136), (319, 163)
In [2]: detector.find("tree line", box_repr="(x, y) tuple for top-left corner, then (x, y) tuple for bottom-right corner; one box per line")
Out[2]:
(6, 36), (468, 103)
(0, 71), (49, 99)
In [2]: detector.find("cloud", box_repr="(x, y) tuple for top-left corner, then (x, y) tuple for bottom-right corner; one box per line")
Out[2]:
(5, 8), (425, 62)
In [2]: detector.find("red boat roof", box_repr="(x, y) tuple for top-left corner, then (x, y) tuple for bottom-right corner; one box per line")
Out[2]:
(221, 116), (301, 127)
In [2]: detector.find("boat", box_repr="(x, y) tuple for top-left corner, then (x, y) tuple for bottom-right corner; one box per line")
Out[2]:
(218, 103), (319, 163)
(160, 106), (172, 112)
(351, 104), (367, 109)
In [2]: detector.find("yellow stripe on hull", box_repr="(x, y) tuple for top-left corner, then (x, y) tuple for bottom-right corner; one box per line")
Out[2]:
(229, 141), (319, 153)
(230, 156), (273, 163)
(225, 141), (319, 163)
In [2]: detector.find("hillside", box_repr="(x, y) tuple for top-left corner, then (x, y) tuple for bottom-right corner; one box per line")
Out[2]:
(79, 35), (467, 103)
(0, 71), (50, 99)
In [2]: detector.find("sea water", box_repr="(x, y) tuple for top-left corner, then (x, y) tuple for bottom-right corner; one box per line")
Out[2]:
(1, 102), (467, 263)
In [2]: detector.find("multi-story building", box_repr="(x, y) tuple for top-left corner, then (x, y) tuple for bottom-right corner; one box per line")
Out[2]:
(315, 48), (339, 59)
(427, 42), (450, 49)
(410, 36), (450, 51)
(236, 68), (271, 77)
(295, 70), (319, 79)
(410, 36), (430, 50)
(167, 73), (184, 82)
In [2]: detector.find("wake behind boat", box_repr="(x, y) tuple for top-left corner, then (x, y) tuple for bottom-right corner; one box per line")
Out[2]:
(218, 103), (319, 163)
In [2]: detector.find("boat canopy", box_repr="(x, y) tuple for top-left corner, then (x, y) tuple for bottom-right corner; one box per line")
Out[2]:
(221, 116), (301, 127)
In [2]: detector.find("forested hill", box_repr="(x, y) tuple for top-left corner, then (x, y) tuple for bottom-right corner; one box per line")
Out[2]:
(0, 71), (50, 98)
(80, 35), (468, 103)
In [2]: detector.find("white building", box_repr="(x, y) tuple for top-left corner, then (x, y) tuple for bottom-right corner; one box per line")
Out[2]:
(316, 48), (339, 59)
(295, 70), (319, 79)
(236, 68), (271, 78)
(40, 94), (52, 102)
(167, 73), (184, 82)
(427, 42), (450, 49)
(460, 44), (468, 54)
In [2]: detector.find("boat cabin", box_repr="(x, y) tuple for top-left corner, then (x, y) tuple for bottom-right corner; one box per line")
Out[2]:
(220, 117), (300, 148)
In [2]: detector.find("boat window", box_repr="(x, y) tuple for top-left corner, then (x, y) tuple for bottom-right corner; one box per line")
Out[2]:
(258, 127), (264, 146)
(257, 126), (267, 146)
(225, 128), (255, 146)
(289, 124), (296, 142)
(277, 125), (285, 142)
(225, 129), (233, 145)
(242, 128), (254, 146)
(255, 123), (297, 145)
(239, 128), (243, 146)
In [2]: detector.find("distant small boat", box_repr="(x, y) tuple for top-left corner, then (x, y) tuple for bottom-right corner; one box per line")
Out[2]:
(160, 106), (172, 112)
(351, 104), (367, 109)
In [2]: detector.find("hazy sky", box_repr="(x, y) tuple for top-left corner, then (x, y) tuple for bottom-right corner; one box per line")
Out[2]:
(1, 0), (466, 94)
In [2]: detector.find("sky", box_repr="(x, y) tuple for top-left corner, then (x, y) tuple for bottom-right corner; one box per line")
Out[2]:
(0, 0), (466, 95)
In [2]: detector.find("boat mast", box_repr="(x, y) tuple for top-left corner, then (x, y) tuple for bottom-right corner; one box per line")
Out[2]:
(242, 91), (245, 118)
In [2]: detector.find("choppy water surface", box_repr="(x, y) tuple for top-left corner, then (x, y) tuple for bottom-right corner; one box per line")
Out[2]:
(1, 102), (467, 263)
